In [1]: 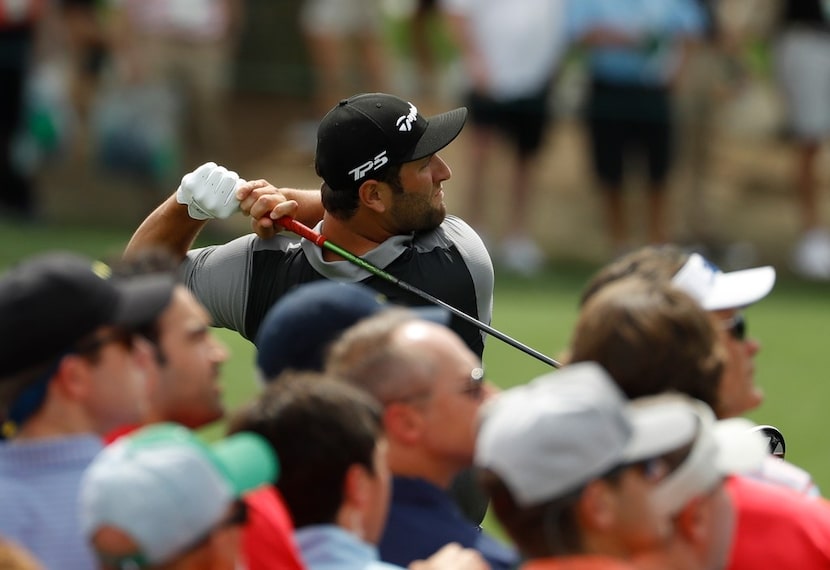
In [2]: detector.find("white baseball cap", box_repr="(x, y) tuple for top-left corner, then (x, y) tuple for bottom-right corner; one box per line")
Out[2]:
(649, 398), (768, 517)
(671, 253), (776, 311)
(475, 362), (699, 507)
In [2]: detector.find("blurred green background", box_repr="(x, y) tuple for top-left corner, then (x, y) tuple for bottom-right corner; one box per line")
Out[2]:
(2, 220), (828, 495)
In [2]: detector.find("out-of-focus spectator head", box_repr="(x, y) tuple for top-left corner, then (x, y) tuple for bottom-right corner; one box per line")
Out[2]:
(80, 422), (277, 570)
(569, 277), (725, 410)
(254, 280), (447, 382)
(476, 362), (696, 559)
(228, 372), (389, 544)
(114, 249), (229, 429)
(326, 311), (494, 488)
(579, 245), (775, 419)
(0, 252), (174, 438)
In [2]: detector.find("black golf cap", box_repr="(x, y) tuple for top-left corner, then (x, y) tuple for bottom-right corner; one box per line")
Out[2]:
(0, 252), (175, 378)
(314, 93), (468, 192)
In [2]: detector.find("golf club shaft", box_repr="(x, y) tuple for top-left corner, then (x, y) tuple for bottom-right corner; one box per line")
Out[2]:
(276, 217), (561, 368)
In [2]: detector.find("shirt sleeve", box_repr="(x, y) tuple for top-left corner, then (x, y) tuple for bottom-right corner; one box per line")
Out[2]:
(182, 234), (256, 335)
(442, 215), (494, 342)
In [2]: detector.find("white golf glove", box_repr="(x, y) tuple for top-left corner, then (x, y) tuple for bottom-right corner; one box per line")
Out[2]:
(176, 162), (244, 220)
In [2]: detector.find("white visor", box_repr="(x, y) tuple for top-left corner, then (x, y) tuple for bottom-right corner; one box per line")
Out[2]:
(672, 253), (776, 311)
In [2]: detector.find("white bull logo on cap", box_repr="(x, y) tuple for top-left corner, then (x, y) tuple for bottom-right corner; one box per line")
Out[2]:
(396, 103), (418, 132)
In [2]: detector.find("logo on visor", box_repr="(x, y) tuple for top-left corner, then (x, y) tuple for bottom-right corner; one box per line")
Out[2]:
(349, 151), (389, 181)
(396, 103), (418, 132)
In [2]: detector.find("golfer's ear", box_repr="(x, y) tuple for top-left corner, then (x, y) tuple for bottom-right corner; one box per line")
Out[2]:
(358, 180), (388, 213)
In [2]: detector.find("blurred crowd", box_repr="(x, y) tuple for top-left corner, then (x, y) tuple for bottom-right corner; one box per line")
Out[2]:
(3, 0), (830, 559)
(2, 0), (830, 280)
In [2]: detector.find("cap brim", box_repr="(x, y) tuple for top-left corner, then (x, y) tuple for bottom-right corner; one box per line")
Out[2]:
(410, 107), (467, 161)
(712, 417), (769, 475)
(113, 274), (176, 329)
(210, 432), (279, 496)
(703, 266), (776, 311)
(622, 399), (698, 463)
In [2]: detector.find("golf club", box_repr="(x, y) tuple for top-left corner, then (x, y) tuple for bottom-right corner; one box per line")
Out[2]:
(275, 216), (561, 368)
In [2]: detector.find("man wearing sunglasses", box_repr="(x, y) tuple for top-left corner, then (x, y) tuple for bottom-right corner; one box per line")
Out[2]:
(325, 312), (518, 569)
(0, 252), (175, 570)
(80, 423), (277, 570)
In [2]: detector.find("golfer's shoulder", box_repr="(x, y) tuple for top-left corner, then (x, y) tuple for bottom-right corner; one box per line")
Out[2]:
(416, 215), (483, 246)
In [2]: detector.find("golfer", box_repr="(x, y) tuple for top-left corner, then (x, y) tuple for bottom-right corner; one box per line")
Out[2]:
(126, 93), (493, 359)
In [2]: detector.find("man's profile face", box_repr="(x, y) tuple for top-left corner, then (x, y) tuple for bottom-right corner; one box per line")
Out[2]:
(387, 154), (452, 233)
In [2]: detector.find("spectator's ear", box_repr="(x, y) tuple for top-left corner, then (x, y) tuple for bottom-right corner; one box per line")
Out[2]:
(576, 479), (617, 532)
(340, 463), (373, 538)
(383, 402), (425, 445)
(674, 495), (707, 543)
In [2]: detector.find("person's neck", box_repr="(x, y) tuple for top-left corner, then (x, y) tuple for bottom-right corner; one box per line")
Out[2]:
(386, 444), (462, 490)
(319, 212), (396, 260)
(15, 407), (95, 440)
(632, 540), (701, 570)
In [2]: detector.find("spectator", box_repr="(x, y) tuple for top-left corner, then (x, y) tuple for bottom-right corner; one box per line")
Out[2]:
(80, 422), (277, 570)
(326, 312), (518, 568)
(296, 0), (388, 149)
(477, 361), (763, 569)
(774, 0), (830, 280)
(0, 251), (174, 569)
(568, 269), (830, 568)
(108, 250), (230, 434)
(580, 245), (775, 419)
(566, 0), (704, 253)
(228, 371), (404, 570)
(125, 93), (493, 360)
(0, 0), (48, 218)
(442, 0), (568, 274)
(107, 0), (244, 166)
(112, 249), (302, 570)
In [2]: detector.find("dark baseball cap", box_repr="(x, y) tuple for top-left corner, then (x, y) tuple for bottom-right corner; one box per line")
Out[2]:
(255, 280), (449, 381)
(0, 252), (175, 378)
(314, 93), (467, 192)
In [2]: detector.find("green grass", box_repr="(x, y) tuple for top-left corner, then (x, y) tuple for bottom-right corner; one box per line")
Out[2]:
(3, 222), (830, 494)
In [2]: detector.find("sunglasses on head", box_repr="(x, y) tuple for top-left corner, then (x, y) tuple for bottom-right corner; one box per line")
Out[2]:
(720, 313), (746, 341)
(459, 367), (486, 400)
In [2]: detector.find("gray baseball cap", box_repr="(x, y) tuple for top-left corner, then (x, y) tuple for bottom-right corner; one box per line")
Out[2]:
(475, 362), (698, 507)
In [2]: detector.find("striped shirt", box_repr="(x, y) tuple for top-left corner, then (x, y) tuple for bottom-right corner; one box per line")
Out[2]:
(0, 435), (103, 570)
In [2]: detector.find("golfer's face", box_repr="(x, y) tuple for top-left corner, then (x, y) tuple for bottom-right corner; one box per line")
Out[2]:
(389, 154), (451, 232)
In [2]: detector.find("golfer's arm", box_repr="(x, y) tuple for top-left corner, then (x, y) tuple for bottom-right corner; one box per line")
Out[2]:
(125, 194), (205, 260)
(284, 188), (324, 227)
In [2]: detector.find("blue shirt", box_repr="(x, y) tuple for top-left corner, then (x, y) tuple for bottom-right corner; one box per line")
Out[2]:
(379, 476), (518, 570)
(567, 0), (705, 85)
(0, 435), (103, 570)
(295, 525), (404, 570)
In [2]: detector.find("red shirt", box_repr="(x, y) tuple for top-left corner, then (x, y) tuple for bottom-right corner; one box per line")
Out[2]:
(727, 475), (830, 569)
(243, 486), (305, 570)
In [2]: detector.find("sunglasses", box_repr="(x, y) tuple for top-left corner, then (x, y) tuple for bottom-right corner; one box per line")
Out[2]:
(459, 367), (486, 400)
(720, 313), (746, 341)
